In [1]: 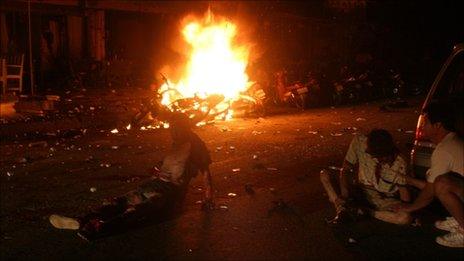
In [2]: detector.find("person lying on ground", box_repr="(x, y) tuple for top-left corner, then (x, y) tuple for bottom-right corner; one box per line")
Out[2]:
(320, 128), (412, 225)
(49, 112), (213, 241)
(392, 102), (463, 248)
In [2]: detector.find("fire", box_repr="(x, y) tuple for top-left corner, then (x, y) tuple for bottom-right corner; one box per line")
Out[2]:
(159, 9), (252, 118)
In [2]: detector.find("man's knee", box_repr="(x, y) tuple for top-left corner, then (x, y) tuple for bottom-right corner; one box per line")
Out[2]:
(434, 175), (454, 196)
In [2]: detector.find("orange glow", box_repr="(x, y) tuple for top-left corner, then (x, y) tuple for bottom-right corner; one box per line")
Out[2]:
(159, 9), (252, 118)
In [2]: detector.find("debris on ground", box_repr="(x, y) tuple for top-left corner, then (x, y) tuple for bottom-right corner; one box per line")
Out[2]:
(218, 204), (229, 210)
(232, 168), (241, 172)
(355, 117), (366, 121)
(90, 187), (97, 192)
(330, 132), (343, 137)
(308, 131), (318, 135)
(227, 193), (237, 198)
(266, 167), (278, 171)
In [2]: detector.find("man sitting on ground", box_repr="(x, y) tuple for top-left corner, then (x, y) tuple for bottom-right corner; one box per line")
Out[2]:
(49, 113), (213, 241)
(393, 102), (463, 248)
(320, 128), (412, 225)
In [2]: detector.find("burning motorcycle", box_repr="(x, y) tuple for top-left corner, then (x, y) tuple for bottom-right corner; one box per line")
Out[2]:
(130, 79), (267, 130)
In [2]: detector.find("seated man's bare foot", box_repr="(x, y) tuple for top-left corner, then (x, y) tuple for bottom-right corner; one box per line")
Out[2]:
(49, 214), (80, 230)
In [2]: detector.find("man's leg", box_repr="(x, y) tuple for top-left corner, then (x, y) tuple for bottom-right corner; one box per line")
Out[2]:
(434, 174), (464, 229)
(363, 188), (412, 225)
(76, 182), (172, 241)
(434, 173), (464, 248)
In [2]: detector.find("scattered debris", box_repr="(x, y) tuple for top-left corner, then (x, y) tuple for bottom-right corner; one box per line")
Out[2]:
(331, 122), (342, 125)
(100, 163), (111, 168)
(252, 130), (263, 135)
(356, 117), (366, 121)
(232, 168), (241, 172)
(308, 131), (318, 135)
(252, 154), (258, 160)
(405, 130), (415, 134)
(111, 146), (119, 150)
(266, 167), (278, 171)
(227, 193), (237, 198)
(6, 171), (13, 177)
(330, 132), (343, 137)
(229, 146), (235, 150)
(219, 204), (229, 210)
(110, 129), (119, 134)
(90, 187), (97, 192)
(343, 127), (358, 131)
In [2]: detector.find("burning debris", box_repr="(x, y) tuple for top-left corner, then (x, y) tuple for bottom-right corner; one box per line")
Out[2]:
(126, 9), (264, 131)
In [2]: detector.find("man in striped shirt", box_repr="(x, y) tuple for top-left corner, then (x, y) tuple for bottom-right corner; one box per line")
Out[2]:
(320, 129), (412, 225)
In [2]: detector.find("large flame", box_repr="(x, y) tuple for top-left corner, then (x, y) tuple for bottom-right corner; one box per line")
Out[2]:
(159, 10), (252, 115)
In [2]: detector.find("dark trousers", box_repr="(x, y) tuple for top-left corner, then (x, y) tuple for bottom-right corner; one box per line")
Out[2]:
(78, 178), (179, 235)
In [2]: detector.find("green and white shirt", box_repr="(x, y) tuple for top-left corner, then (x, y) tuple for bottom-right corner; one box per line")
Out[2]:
(345, 134), (407, 194)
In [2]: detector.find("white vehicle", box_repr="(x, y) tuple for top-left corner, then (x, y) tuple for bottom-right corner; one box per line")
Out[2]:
(410, 43), (464, 178)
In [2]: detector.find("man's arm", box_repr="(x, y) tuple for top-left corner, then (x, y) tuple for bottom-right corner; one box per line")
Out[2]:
(404, 175), (427, 190)
(398, 182), (435, 212)
(340, 160), (355, 199)
(398, 186), (411, 202)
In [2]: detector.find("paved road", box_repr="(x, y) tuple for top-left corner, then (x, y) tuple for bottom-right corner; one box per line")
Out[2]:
(1, 97), (462, 260)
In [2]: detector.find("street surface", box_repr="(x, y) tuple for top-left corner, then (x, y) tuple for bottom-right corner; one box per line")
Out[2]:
(1, 92), (462, 260)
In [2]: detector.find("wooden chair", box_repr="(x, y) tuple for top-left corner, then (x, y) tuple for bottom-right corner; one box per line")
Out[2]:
(4, 54), (24, 93)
